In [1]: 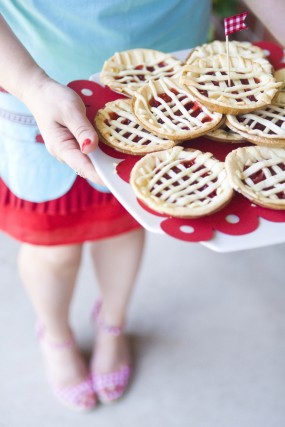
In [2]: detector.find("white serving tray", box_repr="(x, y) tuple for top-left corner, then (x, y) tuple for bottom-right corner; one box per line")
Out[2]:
(88, 48), (285, 253)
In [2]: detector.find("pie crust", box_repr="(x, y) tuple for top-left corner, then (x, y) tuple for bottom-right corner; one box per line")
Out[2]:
(226, 92), (285, 147)
(206, 118), (247, 143)
(130, 146), (233, 218)
(180, 54), (281, 115)
(99, 48), (183, 97)
(186, 40), (265, 61)
(132, 77), (223, 140)
(186, 40), (271, 73)
(95, 99), (177, 155)
(225, 146), (285, 209)
(274, 69), (285, 90)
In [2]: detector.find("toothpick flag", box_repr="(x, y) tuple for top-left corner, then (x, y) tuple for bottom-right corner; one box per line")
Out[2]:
(224, 12), (248, 36)
(224, 12), (249, 86)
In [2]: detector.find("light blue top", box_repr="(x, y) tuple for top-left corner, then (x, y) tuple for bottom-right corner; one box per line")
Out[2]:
(0, 0), (211, 201)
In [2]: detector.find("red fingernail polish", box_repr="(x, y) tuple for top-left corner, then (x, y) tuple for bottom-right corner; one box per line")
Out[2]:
(82, 138), (92, 152)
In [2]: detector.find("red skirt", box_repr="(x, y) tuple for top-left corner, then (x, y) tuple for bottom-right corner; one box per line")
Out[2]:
(0, 177), (141, 246)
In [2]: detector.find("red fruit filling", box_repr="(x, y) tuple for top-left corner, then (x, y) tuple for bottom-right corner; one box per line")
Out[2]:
(113, 60), (177, 84)
(148, 92), (212, 128)
(238, 111), (284, 135)
(150, 162), (218, 202)
(198, 71), (261, 102)
(109, 112), (120, 121)
(244, 163), (285, 199)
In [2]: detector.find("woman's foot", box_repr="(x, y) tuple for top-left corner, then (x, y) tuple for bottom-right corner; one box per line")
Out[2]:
(37, 325), (96, 411)
(91, 303), (132, 403)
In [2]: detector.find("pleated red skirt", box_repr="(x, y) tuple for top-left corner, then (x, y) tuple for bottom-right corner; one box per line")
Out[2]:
(0, 176), (141, 246)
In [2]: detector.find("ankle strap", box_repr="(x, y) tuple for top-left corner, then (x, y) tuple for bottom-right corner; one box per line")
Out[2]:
(36, 322), (75, 349)
(92, 301), (124, 337)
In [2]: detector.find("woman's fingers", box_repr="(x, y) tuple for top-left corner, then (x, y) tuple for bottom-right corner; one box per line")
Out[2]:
(29, 81), (105, 184)
(60, 145), (105, 184)
(63, 103), (99, 154)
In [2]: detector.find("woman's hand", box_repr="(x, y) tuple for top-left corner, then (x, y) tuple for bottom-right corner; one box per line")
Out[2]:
(0, 16), (105, 185)
(23, 73), (105, 184)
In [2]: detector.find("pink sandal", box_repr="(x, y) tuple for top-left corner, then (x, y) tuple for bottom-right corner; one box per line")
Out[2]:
(91, 302), (132, 404)
(36, 323), (96, 412)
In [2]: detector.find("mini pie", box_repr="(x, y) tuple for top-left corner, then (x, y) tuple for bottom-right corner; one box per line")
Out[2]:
(132, 77), (223, 140)
(186, 40), (271, 73)
(180, 54), (281, 115)
(206, 119), (247, 143)
(274, 69), (285, 90)
(225, 146), (285, 209)
(226, 92), (285, 147)
(99, 48), (183, 97)
(95, 99), (177, 155)
(130, 146), (233, 218)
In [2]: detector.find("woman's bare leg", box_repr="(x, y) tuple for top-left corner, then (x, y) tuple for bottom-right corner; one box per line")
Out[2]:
(18, 243), (93, 394)
(90, 228), (145, 373)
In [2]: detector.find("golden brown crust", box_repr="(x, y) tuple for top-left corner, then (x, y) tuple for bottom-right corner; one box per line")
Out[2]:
(226, 99), (285, 148)
(132, 77), (223, 141)
(206, 117), (247, 143)
(130, 146), (233, 218)
(274, 69), (285, 90)
(95, 99), (178, 155)
(226, 119), (285, 148)
(225, 146), (285, 209)
(100, 48), (183, 97)
(180, 54), (281, 115)
(186, 40), (266, 64)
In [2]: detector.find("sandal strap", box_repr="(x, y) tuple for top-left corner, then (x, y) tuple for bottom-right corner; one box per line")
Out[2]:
(92, 365), (132, 402)
(35, 322), (75, 349)
(91, 300), (124, 337)
(53, 376), (94, 402)
(92, 365), (131, 391)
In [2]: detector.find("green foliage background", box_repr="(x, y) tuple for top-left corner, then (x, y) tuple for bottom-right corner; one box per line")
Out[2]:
(213, 0), (239, 18)
(210, 0), (240, 40)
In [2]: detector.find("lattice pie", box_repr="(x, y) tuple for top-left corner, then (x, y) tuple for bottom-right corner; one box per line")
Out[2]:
(99, 49), (183, 97)
(130, 146), (233, 218)
(206, 119), (247, 143)
(226, 91), (285, 147)
(186, 40), (271, 73)
(132, 77), (223, 140)
(95, 99), (177, 155)
(225, 146), (285, 209)
(181, 54), (281, 115)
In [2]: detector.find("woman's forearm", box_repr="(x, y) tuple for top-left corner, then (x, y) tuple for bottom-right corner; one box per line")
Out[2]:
(243, 0), (285, 47)
(0, 14), (50, 103)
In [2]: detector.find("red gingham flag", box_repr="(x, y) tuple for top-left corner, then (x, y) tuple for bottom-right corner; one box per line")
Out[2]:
(224, 12), (248, 36)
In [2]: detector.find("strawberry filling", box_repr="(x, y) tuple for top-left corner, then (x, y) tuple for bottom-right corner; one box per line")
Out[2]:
(114, 61), (176, 83)
(148, 91), (212, 130)
(104, 111), (166, 145)
(151, 161), (218, 202)
(238, 109), (284, 135)
(244, 163), (285, 199)
(198, 71), (260, 102)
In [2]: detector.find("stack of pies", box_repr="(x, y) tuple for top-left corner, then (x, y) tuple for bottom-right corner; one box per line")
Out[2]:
(94, 41), (285, 217)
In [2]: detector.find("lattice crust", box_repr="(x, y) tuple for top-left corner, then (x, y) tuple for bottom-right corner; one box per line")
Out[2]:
(273, 90), (285, 106)
(130, 146), (233, 218)
(206, 118), (247, 143)
(95, 99), (177, 155)
(132, 77), (223, 140)
(274, 69), (285, 90)
(226, 98), (285, 147)
(99, 49), (183, 97)
(225, 146), (285, 209)
(186, 41), (271, 73)
(180, 54), (282, 115)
